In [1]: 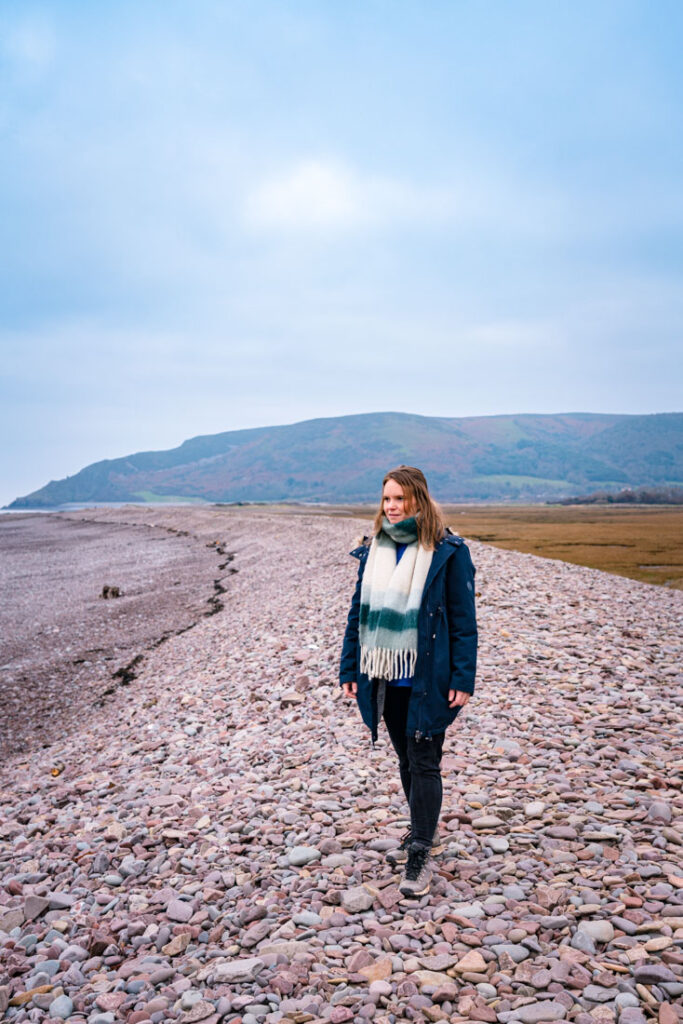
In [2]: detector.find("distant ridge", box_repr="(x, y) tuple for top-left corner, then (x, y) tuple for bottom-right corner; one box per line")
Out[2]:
(7, 410), (683, 508)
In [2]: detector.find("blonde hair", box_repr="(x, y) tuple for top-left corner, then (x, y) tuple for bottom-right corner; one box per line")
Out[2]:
(372, 465), (445, 551)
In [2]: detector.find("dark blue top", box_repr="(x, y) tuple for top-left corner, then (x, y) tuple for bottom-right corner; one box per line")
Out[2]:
(387, 542), (412, 687)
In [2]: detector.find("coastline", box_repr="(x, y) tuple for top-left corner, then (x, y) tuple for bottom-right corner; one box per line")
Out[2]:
(0, 511), (230, 758)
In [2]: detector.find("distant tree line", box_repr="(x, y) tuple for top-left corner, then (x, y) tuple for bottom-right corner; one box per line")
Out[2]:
(549, 485), (683, 505)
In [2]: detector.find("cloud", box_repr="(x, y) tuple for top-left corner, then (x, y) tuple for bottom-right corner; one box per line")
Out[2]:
(241, 155), (581, 245)
(464, 319), (566, 350)
(245, 160), (357, 230)
(242, 158), (456, 233)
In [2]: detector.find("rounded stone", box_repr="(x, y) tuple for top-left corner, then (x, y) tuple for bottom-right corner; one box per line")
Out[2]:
(48, 995), (74, 1020)
(167, 898), (193, 923)
(577, 920), (615, 943)
(515, 1000), (568, 1022)
(287, 846), (321, 866)
(584, 985), (616, 1003)
(615, 994), (639, 1009)
(340, 886), (374, 913)
(486, 836), (510, 853)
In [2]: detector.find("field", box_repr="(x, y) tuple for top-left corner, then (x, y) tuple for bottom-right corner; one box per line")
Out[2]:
(441, 504), (683, 590)
(254, 503), (683, 591)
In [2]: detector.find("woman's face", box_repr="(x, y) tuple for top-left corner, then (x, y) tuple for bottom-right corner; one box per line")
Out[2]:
(383, 479), (414, 523)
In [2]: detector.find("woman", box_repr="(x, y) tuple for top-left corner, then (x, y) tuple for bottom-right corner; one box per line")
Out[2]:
(340, 465), (477, 898)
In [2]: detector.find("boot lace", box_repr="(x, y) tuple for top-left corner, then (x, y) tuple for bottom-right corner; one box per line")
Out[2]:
(405, 844), (429, 881)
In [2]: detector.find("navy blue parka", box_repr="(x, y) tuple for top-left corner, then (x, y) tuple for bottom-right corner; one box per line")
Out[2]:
(339, 529), (478, 741)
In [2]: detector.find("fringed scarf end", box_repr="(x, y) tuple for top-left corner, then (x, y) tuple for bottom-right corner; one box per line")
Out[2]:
(360, 646), (417, 681)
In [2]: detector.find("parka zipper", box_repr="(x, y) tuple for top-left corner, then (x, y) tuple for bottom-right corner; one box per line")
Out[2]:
(414, 605), (443, 741)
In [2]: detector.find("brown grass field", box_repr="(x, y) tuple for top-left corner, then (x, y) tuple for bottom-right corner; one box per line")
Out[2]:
(248, 503), (683, 591)
(440, 504), (683, 591)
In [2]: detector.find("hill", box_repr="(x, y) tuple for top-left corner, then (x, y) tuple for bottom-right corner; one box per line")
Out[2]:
(7, 410), (683, 507)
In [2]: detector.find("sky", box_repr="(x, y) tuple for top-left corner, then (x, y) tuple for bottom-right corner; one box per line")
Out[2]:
(1, 0), (682, 506)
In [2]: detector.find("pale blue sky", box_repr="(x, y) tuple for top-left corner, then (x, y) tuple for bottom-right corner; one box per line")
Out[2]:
(2, 1), (682, 505)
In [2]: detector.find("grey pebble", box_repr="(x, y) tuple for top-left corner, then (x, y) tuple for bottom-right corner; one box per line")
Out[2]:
(494, 943), (530, 963)
(583, 985), (616, 1003)
(48, 995), (74, 1020)
(614, 993), (639, 1009)
(512, 1001), (567, 1022)
(287, 846), (321, 866)
(618, 1011), (647, 1024)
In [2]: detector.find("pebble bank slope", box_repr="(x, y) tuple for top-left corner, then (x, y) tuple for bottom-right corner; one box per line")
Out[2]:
(1, 507), (682, 1024)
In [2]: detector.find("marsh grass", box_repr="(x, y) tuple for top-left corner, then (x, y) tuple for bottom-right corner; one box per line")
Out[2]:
(440, 505), (683, 591)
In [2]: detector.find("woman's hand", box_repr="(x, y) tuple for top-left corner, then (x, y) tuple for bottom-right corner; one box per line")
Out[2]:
(448, 689), (470, 709)
(342, 682), (358, 699)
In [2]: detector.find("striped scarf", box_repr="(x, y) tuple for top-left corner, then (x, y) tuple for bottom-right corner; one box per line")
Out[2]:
(359, 516), (433, 681)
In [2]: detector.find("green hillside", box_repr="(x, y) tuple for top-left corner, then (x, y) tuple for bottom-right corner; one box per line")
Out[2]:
(7, 411), (683, 508)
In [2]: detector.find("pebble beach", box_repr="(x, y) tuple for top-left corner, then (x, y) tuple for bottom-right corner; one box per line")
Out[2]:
(1, 505), (682, 1024)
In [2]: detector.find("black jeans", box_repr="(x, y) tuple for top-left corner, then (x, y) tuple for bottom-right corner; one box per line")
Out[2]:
(382, 685), (444, 847)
